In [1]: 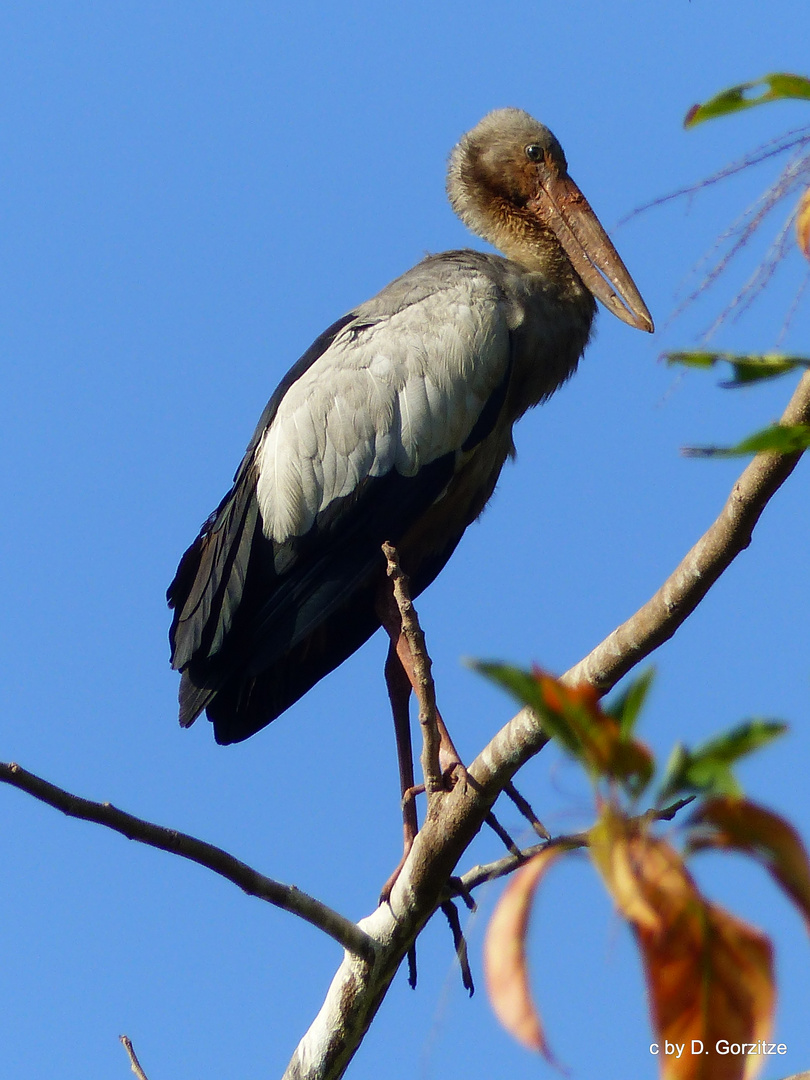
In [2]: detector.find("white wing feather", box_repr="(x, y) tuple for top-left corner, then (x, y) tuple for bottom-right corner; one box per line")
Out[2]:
(256, 274), (510, 542)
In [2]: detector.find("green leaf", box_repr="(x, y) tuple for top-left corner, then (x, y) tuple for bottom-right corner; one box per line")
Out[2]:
(658, 722), (786, 802)
(659, 743), (740, 801)
(692, 720), (787, 766)
(683, 423), (810, 458)
(658, 743), (689, 800)
(665, 351), (810, 387)
(470, 660), (542, 711)
(665, 351), (719, 371)
(685, 72), (810, 127)
(604, 668), (655, 738)
(686, 760), (742, 799)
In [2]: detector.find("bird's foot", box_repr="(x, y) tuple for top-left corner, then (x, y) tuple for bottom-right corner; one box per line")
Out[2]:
(379, 843), (412, 905)
(401, 782), (425, 810)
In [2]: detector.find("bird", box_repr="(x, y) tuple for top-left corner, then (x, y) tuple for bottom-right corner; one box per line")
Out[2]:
(168, 107), (653, 756)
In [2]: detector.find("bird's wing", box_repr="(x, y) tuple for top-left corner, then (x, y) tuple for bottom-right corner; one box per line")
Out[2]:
(168, 256), (514, 726)
(167, 313), (356, 671)
(254, 267), (512, 543)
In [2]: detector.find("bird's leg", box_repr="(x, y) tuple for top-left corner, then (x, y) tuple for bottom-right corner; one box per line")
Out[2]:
(377, 545), (531, 892)
(378, 544), (464, 787)
(384, 641), (419, 856)
(378, 641), (423, 910)
(389, 627), (465, 782)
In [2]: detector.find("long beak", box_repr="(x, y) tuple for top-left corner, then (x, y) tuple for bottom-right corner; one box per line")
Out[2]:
(530, 173), (654, 333)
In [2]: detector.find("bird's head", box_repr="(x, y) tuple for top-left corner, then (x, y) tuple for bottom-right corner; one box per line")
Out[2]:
(447, 108), (653, 333)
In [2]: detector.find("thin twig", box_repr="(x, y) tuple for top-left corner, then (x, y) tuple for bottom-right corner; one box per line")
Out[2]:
(503, 781), (550, 838)
(617, 125), (810, 226)
(453, 842), (556, 894)
(440, 900), (474, 996)
(777, 266), (810, 345)
(120, 1036), (150, 1080)
(448, 875), (477, 911)
(653, 796), (695, 822)
(484, 811), (522, 856)
(382, 542), (442, 796)
(0, 762), (377, 962)
(452, 799), (693, 895)
(383, 542), (531, 854)
(667, 160), (809, 334)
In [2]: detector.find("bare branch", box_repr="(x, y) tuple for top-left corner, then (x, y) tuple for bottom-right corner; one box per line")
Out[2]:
(452, 800), (692, 895)
(120, 1036), (150, 1080)
(0, 761), (376, 962)
(10, 376), (810, 1080)
(382, 541), (443, 796)
(502, 781), (550, 839)
(618, 125), (810, 226)
(483, 810), (522, 856)
(453, 840), (580, 894)
(282, 372), (810, 1080)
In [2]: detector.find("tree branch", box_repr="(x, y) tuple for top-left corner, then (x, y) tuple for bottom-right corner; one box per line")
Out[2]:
(450, 799), (693, 895)
(283, 370), (810, 1080)
(7, 375), (809, 1080)
(382, 541), (443, 796)
(120, 1036), (151, 1080)
(0, 761), (376, 962)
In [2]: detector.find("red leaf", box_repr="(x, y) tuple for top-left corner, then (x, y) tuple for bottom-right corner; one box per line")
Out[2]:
(689, 797), (810, 934)
(484, 847), (568, 1066)
(589, 809), (774, 1080)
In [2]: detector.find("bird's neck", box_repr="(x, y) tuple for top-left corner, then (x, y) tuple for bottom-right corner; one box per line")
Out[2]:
(460, 192), (593, 308)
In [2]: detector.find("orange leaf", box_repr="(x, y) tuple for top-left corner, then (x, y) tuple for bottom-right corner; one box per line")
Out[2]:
(689, 797), (810, 934)
(534, 670), (653, 791)
(588, 813), (774, 1080)
(640, 896), (773, 1080)
(796, 187), (810, 262)
(589, 805), (663, 932)
(536, 672), (601, 717)
(484, 847), (568, 1064)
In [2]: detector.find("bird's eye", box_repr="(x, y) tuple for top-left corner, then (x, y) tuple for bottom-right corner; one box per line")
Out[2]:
(525, 144), (545, 163)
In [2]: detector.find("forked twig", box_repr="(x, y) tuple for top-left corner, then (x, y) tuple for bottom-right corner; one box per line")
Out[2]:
(450, 799), (695, 895)
(440, 900), (474, 996)
(0, 762), (376, 962)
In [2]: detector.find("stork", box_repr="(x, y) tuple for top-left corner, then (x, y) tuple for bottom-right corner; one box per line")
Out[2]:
(168, 108), (652, 835)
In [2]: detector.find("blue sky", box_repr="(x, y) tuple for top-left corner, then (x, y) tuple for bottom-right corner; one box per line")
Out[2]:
(1, 3), (809, 1078)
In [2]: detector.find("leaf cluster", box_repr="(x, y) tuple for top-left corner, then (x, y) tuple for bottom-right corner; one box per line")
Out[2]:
(672, 73), (810, 458)
(476, 664), (810, 1080)
(473, 662), (654, 798)
(666, 352), (810, 457)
